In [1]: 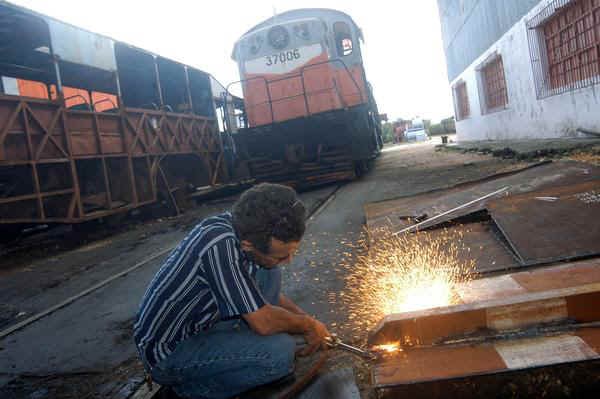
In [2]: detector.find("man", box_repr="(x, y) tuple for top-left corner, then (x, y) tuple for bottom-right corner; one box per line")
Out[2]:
(133, 183), (330, 399)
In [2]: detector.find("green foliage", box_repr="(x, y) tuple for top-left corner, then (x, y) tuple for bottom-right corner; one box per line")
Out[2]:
(381, 122), (394, 143)
(428, 116), (456, 136)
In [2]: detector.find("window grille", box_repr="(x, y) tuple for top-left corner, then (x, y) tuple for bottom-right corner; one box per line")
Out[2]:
(481, 56), (508, 112)
(527, 0), (600, 98)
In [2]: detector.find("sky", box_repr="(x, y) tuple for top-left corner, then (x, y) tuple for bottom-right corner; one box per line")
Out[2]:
(11, 0), (454, 122)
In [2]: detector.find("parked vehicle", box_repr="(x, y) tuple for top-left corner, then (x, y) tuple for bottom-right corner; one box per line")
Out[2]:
(404, 118), (429, 142)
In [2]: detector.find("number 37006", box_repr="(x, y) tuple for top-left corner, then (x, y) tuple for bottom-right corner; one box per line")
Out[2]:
(265, 49), (300, 66)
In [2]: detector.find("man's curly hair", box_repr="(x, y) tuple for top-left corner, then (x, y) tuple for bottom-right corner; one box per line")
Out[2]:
(232, 183), (306, 253)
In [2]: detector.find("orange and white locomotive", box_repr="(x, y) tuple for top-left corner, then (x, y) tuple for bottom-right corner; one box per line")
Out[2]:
(231, 8), (382, 185)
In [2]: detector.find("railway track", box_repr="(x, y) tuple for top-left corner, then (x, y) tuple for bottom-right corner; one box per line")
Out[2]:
(0, 184), (341, 339)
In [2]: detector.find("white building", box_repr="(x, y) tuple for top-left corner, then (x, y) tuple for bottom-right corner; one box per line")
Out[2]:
(438, 0), (600, 141)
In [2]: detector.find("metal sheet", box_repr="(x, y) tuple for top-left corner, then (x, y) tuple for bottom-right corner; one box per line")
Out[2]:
(373, 330), (600, 388)
(48, 19), (117, 71)
(365, 161), (598, 239)
(376, 358), (600, 398)
(369, 259), (600, 346)
(488, 180), (600, 265)
(371, 259), (600, 390)
(426, 222), (520, 274)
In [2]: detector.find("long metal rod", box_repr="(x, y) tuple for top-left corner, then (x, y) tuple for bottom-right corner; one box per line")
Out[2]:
(335, 341), (375, 359)
(0, 247), (173, 339)
(393, 186), (510, 236)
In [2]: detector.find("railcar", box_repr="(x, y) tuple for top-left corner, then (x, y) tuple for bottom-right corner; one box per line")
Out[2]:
(0, 1), (227, 227)
(230, 8), (383, 186)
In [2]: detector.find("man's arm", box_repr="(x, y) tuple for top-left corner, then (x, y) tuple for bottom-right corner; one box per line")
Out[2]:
(243, 304), (330, 355)
(279, 293), (307, 315)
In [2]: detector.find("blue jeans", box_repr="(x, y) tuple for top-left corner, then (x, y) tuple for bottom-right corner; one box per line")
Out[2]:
(151, 267), (296, 399)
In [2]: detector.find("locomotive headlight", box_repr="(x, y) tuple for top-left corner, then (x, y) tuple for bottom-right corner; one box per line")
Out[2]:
(293, 23), (310, 40)
(267, 25), (290, 49)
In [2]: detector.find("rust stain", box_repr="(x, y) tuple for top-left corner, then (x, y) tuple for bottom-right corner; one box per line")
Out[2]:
(370, 309), (487, 346)
(575, 328), (600, 353)
(486, 297), (567, 331)
(513, 258), (600, 292)
(566, 291), (600, 322)
(373, 344), (506, 386)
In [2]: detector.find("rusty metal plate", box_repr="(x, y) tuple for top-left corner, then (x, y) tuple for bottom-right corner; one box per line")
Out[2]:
(488, 180), (600, 265)
(369, 259), (600, 346)
(373, 330), (600, 387)
(371, 258), (600, 390)
(374, 343), (505, 386)
(376, 359), (600, 399)
(426, 222), (520, 274)
(370, 283), (600, 347)
(512, 258), (600, 292)
(364, 162), (599, 238)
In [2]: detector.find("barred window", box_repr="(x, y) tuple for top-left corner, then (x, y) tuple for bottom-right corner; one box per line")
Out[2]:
(528, 0), (600, 98)
(453, 81), (470, 120)
(480, 56), (508, 113)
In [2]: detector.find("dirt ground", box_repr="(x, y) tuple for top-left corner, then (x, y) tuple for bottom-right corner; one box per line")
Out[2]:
(0, 140), (562, 398)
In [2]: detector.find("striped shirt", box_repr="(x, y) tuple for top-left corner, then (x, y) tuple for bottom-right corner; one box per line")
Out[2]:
(133, 212), (266, 369)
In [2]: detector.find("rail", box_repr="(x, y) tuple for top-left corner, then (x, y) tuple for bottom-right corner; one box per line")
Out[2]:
(225, 58), (366, 126)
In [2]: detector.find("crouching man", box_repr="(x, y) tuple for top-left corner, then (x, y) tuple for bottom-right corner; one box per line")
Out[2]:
(133, 183), (330, 399)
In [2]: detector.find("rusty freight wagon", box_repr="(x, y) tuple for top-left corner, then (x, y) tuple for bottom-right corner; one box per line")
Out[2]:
(230, 8), (383, 187)
(0, 1), (228, 227)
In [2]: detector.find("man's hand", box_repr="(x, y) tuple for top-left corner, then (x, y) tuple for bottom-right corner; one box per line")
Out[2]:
(243, 304), (331, 356)
(299, 317), (331, 356)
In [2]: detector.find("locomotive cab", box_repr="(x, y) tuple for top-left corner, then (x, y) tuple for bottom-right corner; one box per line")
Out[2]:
(232, 10), (368, 126)
(230, 9), (382, 187)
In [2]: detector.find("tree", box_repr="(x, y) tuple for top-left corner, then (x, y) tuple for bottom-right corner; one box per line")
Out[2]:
(381, 122), (394, 143)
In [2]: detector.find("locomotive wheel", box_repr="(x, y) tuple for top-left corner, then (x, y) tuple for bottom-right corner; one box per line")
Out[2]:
(354, 160), (369, 177)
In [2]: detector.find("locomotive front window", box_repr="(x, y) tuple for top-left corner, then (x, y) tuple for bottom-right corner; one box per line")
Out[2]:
(333, 21), (353, 56)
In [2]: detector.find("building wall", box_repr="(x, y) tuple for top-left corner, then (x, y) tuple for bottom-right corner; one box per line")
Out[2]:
(438, 0), (539, 82)
(450, 0), (600, 141)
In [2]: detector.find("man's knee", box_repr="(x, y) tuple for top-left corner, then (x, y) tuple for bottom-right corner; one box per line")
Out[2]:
(267, 333), (295, 371)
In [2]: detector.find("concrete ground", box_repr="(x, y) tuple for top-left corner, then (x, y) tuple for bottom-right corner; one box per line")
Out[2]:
(0, 141), (530, 398)
(445, 137), (600, 159)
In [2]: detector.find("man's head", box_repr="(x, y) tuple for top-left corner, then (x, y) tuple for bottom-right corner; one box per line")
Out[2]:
(232, 183), (306, 268)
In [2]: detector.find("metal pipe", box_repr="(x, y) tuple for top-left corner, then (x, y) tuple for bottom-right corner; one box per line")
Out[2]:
(153, 57), (164, 107)
(114, 70), (123, 108)
(393, 186), (510, 236)
(184, 67), (194, 114)
(52, 56), (63, 98)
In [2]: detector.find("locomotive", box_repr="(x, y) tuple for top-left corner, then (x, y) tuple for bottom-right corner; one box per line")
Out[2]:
(230, 8), (383, 186)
